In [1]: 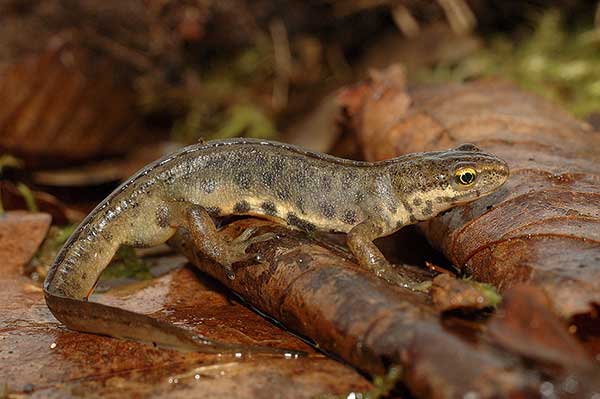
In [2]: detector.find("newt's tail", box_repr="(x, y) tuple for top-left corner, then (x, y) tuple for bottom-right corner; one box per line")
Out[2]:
(44, 225), (305, 357)
(44, 187), (305, 357)
(44, 289), (306, 357)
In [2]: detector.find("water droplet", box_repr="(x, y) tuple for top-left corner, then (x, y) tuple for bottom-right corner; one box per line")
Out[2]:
(284, 352), (292, 359)
(562, 376), (578, 394)
(540, 381), (554, 397)
(50, 343), (57, 349)
(235, 352), (242, 359)
(347, 393), (356, 399)
(168, 377), (174, 384)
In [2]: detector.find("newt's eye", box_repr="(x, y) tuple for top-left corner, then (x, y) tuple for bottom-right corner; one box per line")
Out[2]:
(455, 167), (477, 186)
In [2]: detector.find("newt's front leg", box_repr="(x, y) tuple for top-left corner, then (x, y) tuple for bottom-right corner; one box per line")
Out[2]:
(347, 220), (413, 288)
(183, 205), (275, 279)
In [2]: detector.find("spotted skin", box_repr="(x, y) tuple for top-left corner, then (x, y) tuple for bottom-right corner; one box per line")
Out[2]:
(234, 200), (251, 213)
(261, 201), (278, 216)
(44, 138), (509, 354)
(342, 210), (357, 225)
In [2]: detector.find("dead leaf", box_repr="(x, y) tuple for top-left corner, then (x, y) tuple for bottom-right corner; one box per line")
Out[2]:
(0, 211), (51, 270)
(0, 181), (84, 224)
(0, 44), (142, 167)
(488, 285), (591, 369)
(487, 285), (600, 399)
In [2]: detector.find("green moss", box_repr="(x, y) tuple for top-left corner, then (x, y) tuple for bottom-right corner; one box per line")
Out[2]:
(316, 365), (402, 399)
(462, 277), (502, 308)
(413, 280), (433, 292)
(0, 382), (10, 399)
(217, 104), (277, 139)
(15, 183), (38, 213)
(170, 40), (278, 142)
(30, 226), (151, 283)
(0, 154), (22, 173)
(99, 246), (153, 281)
(417, 10), (600, 117)
(29, 224), (77, 280)
(0, 154), (24, 215)
(369, 365), (403, 398)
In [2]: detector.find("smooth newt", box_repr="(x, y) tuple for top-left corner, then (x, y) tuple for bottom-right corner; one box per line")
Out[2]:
(44, 139), (509, 354)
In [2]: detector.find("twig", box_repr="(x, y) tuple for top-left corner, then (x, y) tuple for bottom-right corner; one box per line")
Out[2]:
(16, 183), (38, 213)
(391, 3), (420, 37)
(270, 19), (292, 111)
(437, 0), (476, 35)
(83, 29), (153, 72)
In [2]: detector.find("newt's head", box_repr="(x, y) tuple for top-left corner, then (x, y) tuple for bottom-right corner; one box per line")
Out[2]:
(387, 143), (509, 222)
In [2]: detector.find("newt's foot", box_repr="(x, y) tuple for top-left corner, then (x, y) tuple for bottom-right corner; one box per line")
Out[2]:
(368, 262), (419, 290)
(222, 228), (277, 279)
(378, 269), (419, 290)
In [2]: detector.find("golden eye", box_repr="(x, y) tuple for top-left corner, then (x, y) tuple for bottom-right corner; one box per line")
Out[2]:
(455, 167), (477, 186)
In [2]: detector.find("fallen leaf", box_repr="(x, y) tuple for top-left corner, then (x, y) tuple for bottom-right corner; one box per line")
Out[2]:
(488, 285), (591, 369)
(0, 44), (142, 167)
(0, 181), (84, 224)
(0, 211), (51, 270)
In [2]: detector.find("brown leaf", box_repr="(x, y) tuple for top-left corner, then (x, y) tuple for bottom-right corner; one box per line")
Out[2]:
(488, 285), (591, 369)
(0, 211), (51, 270)
(487, 285), (600, 399)
(0, 181), (84, 224)
(0, 44), (142, 167)
(339, 66), (600, 318)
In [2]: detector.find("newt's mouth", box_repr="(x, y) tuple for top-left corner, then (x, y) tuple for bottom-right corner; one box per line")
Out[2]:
(450, 189), (481, 205)
(450, 185), (506, 206)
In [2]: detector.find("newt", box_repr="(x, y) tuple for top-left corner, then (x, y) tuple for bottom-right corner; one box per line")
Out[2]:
(44, 139), (509, 354)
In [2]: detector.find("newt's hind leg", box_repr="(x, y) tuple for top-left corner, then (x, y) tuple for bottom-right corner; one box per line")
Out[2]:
(183, 205), (275, 279)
